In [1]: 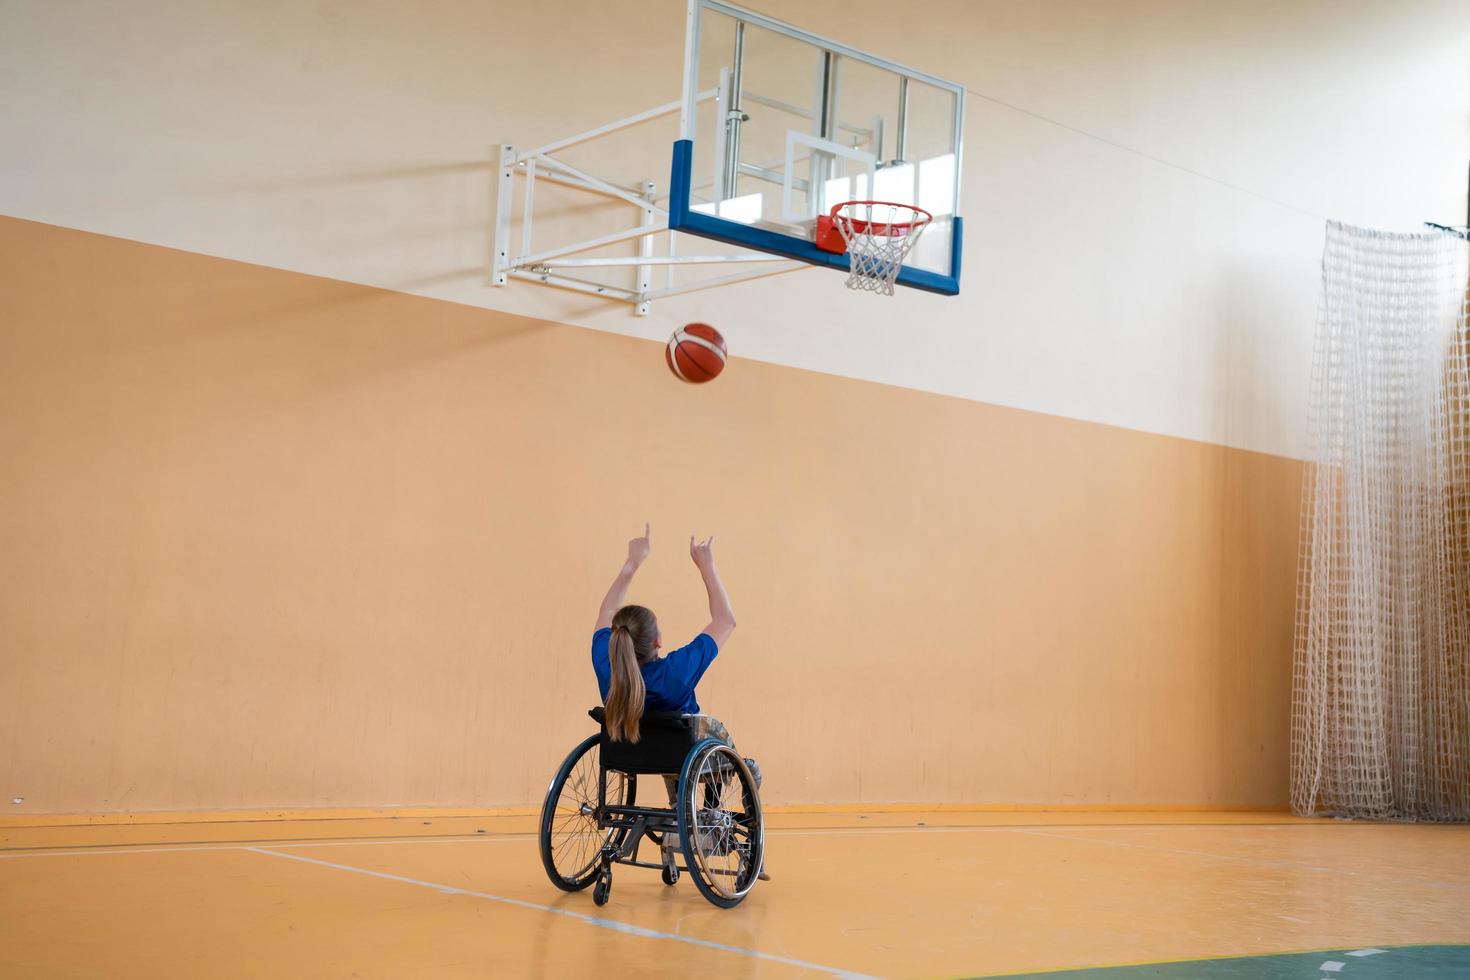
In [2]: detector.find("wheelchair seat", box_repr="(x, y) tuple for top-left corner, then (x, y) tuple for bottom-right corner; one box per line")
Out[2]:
(588, 706), (698, 775)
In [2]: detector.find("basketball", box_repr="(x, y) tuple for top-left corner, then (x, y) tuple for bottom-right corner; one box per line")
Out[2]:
(666, 322), (727, 384)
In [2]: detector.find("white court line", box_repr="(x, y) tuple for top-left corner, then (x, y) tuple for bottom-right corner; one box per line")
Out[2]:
(0, 818), (1433, 858)
(766, 822), (1322, 840)
(0, 843), (250, 859)
(0, 824), (1056, 859)
(6, 818), (1464, 862)
(0, 837), (530, 859)
(1008, 828), (1470, 893)
(245, 846), (876, 980)
(0, 824), (1098, 858)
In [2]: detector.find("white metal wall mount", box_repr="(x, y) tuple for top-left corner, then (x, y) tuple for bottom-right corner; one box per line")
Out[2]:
(492, 91), (804, 315)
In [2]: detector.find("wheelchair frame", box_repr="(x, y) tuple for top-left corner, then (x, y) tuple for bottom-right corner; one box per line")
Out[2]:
(539, 709), (764, 909)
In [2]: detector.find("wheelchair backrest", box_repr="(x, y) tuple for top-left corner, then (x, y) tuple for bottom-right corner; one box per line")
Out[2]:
(588, 707), (699, 775)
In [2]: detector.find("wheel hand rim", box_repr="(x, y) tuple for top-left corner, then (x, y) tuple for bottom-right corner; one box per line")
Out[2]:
(686, 746), (759, 899)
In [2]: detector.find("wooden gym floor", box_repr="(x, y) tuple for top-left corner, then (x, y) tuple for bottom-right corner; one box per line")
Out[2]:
(2, 809), (1468, 978)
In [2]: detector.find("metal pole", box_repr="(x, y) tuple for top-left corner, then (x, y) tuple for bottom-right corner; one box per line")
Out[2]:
(679, 0), (702, 140)
(539, 254), (791, 267)
(533, 154), (669, 214)
(492, 144), (515, 286)
(642, 261), (805, 301)
(722, 21), (746, 201)
(711, 66), (730, 207)
(817, 51), (834, 141)
(517, 222), (670, 268)
(528, 90), (717, 159)
(636, 180), (656, 315)
(520, 159), (536, 261)
(815, 52), (838, 204)
(896, 76), (910, 163)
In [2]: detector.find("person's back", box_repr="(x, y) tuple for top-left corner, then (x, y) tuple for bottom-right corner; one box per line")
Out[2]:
(590, 525), (736, 743)
(591, 617), (717, 716)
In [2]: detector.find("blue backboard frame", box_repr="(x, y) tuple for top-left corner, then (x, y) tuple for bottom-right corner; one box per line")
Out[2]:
(673, 0), (965, 297)
(667, 140), (963, 295)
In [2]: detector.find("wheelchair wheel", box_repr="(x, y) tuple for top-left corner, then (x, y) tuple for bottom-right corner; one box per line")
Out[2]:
(592, 868), (612, 906)
(676, 740), (763, 909)
(539, 734), (635, 892)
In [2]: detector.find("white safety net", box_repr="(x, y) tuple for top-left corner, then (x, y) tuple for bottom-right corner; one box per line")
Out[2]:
(1292, 221), (1470, 820)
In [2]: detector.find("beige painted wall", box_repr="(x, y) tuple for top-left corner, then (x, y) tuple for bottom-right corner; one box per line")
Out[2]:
(0, 217), (1301, 812)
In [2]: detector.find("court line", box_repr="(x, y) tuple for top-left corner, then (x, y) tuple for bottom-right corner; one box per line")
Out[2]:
(765, 822), (1326, 840)
(245, 846), (876, 980)
(0, 824), (1227, 857)
(0, 840), (478, 859)
(0, 827), (1032, 858)
(0, 818), (1410, 857)
(0, 843), (250, 859)
(0, 825), (1133, 858)
(0, 835), (536, 858)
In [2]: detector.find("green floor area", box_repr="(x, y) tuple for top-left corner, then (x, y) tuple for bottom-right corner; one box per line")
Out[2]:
(992, 945), (1470, 979)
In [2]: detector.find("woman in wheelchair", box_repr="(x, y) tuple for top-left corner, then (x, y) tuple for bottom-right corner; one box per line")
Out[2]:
(594, 525), (761, 789)
(538, 524), (766, 908)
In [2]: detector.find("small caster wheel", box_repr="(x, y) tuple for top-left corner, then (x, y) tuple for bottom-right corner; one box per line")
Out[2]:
(593, 871), (611, 906)
(661, 863), (679, 886)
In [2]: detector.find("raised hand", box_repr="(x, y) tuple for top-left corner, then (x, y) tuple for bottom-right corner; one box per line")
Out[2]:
(627, 522), (652, 568)
(598, 523), (651, 630)
(690, 533), (734, 646)
(689, 534), (715, 569)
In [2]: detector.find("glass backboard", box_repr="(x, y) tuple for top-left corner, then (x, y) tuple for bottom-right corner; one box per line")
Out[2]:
(670, 0), (965, 295)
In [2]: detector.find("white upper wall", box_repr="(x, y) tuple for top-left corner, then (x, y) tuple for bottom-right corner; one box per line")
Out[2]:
(2, 0), (1465, 458)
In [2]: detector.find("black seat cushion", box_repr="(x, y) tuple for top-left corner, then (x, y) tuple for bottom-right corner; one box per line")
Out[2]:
(588, 707), (698, 775)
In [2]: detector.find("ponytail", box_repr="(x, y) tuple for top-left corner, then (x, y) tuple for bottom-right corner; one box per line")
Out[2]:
(605, 605), (658, 743)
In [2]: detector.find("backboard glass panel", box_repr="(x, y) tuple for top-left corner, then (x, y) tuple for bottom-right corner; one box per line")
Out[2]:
(670, 0), (965, 295)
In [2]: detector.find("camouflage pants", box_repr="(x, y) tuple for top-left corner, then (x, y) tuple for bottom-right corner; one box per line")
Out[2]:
(662, 714), (762, 801)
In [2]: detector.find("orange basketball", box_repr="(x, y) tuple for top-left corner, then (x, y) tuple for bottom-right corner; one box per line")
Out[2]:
(665, 322), (727, 384)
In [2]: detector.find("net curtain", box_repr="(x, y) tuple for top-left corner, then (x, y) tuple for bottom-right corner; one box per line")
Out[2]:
(1292, 221), (1470, 821)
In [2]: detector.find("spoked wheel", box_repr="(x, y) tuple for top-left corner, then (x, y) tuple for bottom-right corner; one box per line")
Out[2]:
(676, 740), (763, 909)
(539, 734), (635, 891)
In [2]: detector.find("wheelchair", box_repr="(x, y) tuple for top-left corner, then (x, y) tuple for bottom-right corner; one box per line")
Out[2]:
(538, 708), (764, 909)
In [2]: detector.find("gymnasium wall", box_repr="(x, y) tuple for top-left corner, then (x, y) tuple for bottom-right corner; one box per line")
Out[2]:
(1, 0), (1465, 813)
(0, 215), (1302, 811)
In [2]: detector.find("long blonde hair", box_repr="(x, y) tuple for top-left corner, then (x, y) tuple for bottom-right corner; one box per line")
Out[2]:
(605, 605), (658, 742)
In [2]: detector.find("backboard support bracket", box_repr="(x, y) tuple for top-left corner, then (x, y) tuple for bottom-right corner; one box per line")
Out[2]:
(491, 93), (804, 316)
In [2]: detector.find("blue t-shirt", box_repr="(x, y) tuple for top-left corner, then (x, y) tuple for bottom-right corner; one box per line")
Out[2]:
(591, 628), (719, 714)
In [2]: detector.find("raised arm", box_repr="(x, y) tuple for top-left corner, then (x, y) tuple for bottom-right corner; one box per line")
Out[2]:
(690, 535), (736, 648)
(595, 523), (651, 630)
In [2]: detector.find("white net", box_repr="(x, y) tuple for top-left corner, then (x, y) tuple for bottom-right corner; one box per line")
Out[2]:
(1292, 221), (1470, 821)
(834, 202), (931, 296)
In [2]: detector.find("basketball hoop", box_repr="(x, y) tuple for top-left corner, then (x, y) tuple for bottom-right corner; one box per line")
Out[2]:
(815, 201), (933, 295)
